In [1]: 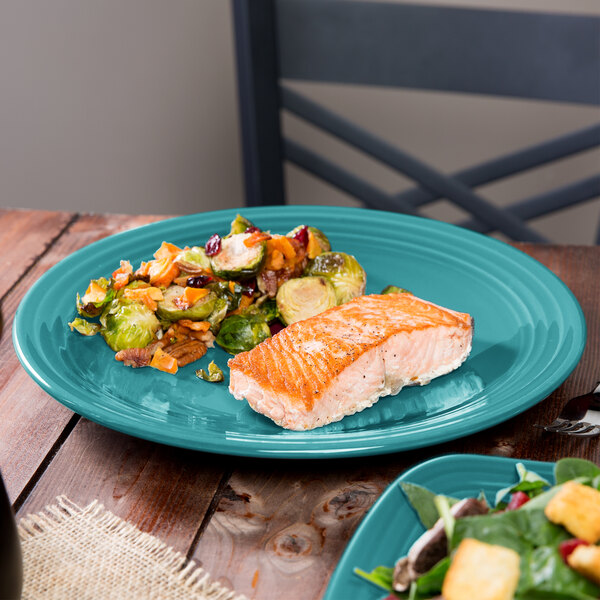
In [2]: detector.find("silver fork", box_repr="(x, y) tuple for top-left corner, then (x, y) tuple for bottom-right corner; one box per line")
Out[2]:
(534, 382), (600, 437)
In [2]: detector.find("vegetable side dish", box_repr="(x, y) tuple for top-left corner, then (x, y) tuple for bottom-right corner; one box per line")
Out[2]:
(69, 215), (367, 375)
(355, 458), (600, 600)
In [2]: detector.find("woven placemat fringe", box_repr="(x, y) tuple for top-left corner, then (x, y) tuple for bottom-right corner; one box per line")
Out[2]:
(18, 496), (246, 600)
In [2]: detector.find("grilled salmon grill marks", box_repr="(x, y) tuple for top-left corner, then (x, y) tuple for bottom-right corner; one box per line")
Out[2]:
(228, 294), (473, 430)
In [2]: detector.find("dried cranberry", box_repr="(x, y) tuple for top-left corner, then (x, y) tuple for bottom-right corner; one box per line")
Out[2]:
(245, 226), (261, 234)
(559, 538), (589, 563)
(269, 321), (285, 336)
(187, 275), (213, 288)
(205, 233), (221, 256)
(506, 491), (530, 510)
(292, 225), (309, 247)
(242, 279), (256, 297)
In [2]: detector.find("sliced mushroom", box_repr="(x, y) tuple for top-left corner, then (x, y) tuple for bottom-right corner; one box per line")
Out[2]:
(393, 497), (488, 591)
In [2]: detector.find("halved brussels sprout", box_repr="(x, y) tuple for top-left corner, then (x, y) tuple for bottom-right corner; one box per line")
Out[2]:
(227, 214), (255, 236)
(216, 314), (270, 354)
(287, 225), (331, 258)
(210, 232), (266, 280)
(174, 246), (211, 274)
(276, 276), (337, 325)
(207, 281), (243, 312)
(243, 298), (279, 323)
(76, 277), (115, 318)
(156, 285), (216, 322)
(101, 300), (161, 352)
(207, 297), (229, 332)
(381, 285), (412, 295)
(305, 252), (366, 305)
(68, 318), (101, 336)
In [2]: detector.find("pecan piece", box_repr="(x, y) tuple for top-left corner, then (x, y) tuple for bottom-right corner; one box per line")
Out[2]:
(115, 347), (152, 368)
(162, 340), (207, 367)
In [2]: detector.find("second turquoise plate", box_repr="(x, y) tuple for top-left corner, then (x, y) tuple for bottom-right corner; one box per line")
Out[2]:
(13, 207), (585, 457)
(324, 454), (555, 599)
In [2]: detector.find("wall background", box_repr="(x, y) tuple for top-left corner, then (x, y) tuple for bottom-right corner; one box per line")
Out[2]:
(1, 0), (598, 243)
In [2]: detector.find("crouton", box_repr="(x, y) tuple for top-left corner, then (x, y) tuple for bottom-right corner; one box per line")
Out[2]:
(544, 481), (600, 543)
(442, 538), (520, 600)
(568, 544), (600, 586)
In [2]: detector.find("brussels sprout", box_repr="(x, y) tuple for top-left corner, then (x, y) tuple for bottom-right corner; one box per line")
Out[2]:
(287, 225), (331, 259)
(207, 281), (243, 312)
(227, 214), (255, 236)
(196, 361), (224, 382)
(68, 318), (101, 336)
(243, 298), (279, 322)
(210, 233), (266, 280)
(216, 314), (270, 354)
(76, 277), (115, 318)
(156, 285), (216, 322)
(174, 246), (211, 274)
(207, 297), (229, 332)
(305, 252), (366, 305)
(101, 300), (161, 352)
(276, 276), (336, 325)
(381, 285), (412, 295)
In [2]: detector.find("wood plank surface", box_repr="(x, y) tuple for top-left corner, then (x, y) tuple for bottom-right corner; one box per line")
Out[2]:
(17, 419), (227, 553)
(0, 209), (75, 300)
(0, 212), (171, 502)
(3, 210), (599, 600)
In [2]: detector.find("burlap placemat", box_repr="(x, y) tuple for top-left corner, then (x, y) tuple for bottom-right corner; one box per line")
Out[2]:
(18, 496), (246, 600)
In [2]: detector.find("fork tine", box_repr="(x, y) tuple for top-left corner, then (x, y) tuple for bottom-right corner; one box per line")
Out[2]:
(561, 425), (600, 438)
(555, 420), (592, 432)
(542, 419), (572, 432)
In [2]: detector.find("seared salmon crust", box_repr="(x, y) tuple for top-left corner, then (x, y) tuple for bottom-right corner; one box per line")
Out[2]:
(228, 293), (473, 430)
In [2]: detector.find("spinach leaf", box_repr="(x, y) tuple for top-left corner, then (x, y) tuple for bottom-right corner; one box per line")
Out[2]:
(353, 565), (394, 592)
(554, 458), (600, 485)
(414, 557), (450, 595)
(519, 545), (600, 599)
(399, 482), (459, 529)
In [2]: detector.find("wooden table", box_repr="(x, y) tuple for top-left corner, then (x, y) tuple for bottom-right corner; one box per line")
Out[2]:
(1, 208), (598, 599)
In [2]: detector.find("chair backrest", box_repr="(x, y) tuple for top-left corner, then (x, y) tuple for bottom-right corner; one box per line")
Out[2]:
(232, 0), (600, 242)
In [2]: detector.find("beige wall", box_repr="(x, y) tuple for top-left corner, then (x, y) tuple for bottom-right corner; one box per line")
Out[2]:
(1, 0), (598, 243)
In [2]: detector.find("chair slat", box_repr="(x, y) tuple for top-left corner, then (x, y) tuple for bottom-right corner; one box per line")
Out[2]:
(277, 0), (600, 105)
(397, 124), (600, 208)
(282, 86), (549, 242)
(284, 138), (418, 215)
(459, 175), (600, 234)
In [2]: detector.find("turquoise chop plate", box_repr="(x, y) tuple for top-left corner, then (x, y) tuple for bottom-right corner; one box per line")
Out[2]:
(324, 454), (555, 599)
(13, 206), (585, 457)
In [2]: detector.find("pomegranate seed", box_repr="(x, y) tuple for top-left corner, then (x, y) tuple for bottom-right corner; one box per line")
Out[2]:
(205, 234), (221, 256)
(242, 279), (256, 297)
(506, 491), (530, 510)
(292, 225), (309, 247)
(187, 275), (213, 288)
(559, 539), (589, 563)
(245, 226), (261, 234)
(269, 322), (285, 336)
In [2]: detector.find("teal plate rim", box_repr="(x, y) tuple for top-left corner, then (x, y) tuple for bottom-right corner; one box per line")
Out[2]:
(324, 453), (556, 599)
(12, 206), (586, 458)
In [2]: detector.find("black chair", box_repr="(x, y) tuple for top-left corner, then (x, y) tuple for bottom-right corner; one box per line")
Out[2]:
(231, 0), (600, 243)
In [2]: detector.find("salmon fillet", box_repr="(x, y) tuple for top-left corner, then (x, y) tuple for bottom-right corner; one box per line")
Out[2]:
(228, 293), (473, 430)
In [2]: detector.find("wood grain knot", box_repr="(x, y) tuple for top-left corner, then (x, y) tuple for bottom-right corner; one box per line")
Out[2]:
(216, 484), (252, 512)
(323, 483), (380, 519)
(267, 523), (323, 558)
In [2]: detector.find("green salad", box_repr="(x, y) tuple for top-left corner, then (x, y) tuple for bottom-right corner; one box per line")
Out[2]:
(356, 458), (600, 599)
